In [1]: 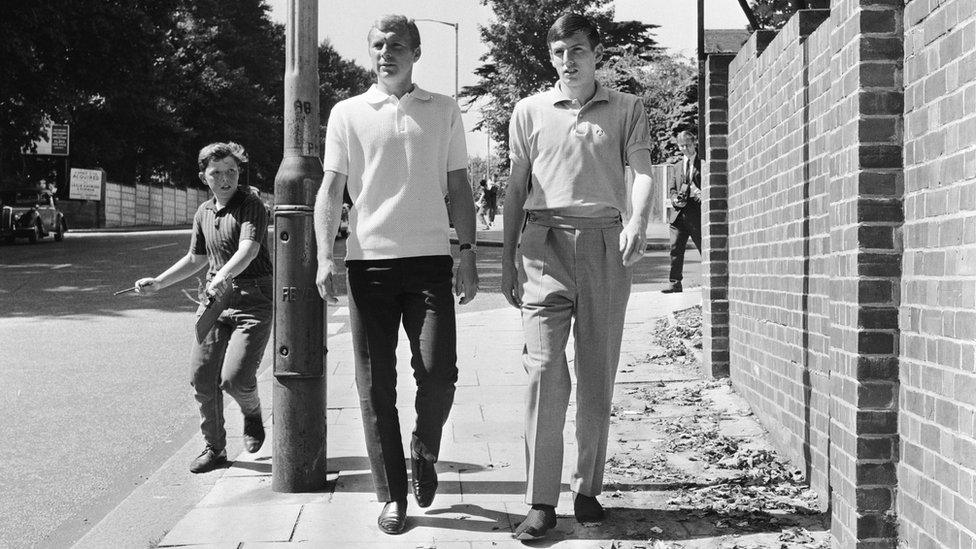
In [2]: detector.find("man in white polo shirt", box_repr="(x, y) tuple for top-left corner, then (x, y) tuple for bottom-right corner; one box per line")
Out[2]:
(313, 14), (478, 536)
(500, 13), (655, 540)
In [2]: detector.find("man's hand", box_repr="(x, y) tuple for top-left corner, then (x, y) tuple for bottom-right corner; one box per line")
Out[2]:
(315, 258), (340, 304)
(454, 252), (478, 305)
(134, 277), (159, 296)
(500, 257), (522, 309)
(691, 186), (702, 202)
(619, 221), (647, 267)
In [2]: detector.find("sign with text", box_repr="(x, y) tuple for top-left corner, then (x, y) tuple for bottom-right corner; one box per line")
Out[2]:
(25, 123), (70, 156)
(69, 168), (103, 201)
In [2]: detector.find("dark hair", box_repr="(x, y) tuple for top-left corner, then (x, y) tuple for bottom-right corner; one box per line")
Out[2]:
(197, 142), (247, 171)
(371, 14), (421, 49)
(547, 13), (601, 49)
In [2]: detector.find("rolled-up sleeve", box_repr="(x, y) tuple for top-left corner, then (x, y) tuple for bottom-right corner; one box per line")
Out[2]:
(189, 208), (206, 255)
(508, 101), (531, 172)
(624, 97), (652, 158)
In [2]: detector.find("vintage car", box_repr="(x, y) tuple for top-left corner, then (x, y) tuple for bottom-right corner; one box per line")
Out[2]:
(0, 189), (68, 243)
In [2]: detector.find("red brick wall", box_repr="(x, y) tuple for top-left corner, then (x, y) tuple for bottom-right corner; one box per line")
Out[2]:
(899, 1), (976, 547)
(719, 2), (905, 546)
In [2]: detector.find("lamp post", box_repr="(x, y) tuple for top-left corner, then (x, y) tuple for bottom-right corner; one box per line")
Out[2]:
(415, 18), (459, 100)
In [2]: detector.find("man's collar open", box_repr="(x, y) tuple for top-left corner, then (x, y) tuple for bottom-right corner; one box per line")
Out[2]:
(548, 81), (610, 106)
(364, 83), (433, 104)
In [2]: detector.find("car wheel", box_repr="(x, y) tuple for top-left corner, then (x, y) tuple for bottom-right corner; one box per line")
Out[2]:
(28, 221), (41, 243)
(54, 219), (66, 242)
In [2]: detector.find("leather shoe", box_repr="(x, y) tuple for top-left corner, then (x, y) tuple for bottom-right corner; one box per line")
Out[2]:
(189, 445), (227, 474)
(574, 493), (605, 522)
(411, 454), (438, 508)
(377, 500), (407, 534)
(242, 415), (265, 453)
(513, 504), (557, 540)
(661, 282), (683, 293)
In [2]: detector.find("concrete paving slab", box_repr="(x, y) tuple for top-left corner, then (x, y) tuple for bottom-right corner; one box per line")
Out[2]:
(197, 474), (329, 508)
(159, 504), (302, 546)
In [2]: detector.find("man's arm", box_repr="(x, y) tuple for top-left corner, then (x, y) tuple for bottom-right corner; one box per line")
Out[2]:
(620, 149), (655, 267)
(500, 160), (530, 308)
(446, 168), (478, 305)
(313, 170), (349, 303)
(135, 253), (208, 295)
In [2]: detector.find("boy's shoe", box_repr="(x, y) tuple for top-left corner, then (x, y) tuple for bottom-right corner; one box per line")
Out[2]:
(377, 500), (408, 534)
(190, 445), (227, 474)
(573, 493), (605, 522)
(513, 504), (557, 540)
(243, 415), (265, 453)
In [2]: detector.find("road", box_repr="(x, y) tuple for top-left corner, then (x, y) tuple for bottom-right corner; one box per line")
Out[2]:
(0, 229), (699, 547)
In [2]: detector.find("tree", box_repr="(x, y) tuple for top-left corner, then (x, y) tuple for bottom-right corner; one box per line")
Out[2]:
(461, 0), (660, 167)
(598, 52), (697, 164)
(318, 40), (374, 145)
(749, 0), (797, 30)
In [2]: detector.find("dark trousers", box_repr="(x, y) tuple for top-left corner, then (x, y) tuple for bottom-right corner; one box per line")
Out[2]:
(668, 209), (702, 283)
(189, 276), (273, 450)
(346, 255), (458, 502)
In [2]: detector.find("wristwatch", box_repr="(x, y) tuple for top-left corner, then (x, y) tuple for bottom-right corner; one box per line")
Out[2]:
(459, 243), (477, 254)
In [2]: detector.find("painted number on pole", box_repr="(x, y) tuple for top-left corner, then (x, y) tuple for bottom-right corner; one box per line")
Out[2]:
(282, 287), (316, 302)
(294, 101), (312, 114)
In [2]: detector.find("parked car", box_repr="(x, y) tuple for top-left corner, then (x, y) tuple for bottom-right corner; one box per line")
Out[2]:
(0, 189), (67, 244)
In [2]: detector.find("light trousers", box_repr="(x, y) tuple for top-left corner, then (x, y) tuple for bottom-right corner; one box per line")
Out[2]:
(518, 212), (631, 506)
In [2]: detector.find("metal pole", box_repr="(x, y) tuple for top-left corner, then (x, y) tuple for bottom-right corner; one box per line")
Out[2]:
(272, 0), (327, 493)
(454, 23), (459, 101)
(697, 0), (706, 160)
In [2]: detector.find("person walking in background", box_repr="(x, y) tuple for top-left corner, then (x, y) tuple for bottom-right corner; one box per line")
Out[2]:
(313, 14), (478, 536)
(482, 178), (498, 228)
(663, 130), (702, 293)
(500, 13), (655, 541)
(476, 179), (491, 229)
(134, 142), (272, 474)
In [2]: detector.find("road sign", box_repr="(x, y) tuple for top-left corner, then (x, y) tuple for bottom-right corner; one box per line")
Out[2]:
(25, 123), (70, 156)
(69, 168), (103, 201)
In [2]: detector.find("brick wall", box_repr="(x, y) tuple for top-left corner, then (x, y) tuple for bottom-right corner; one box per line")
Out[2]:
(899, 1), (976, 547)
(717, 1), (906, 546)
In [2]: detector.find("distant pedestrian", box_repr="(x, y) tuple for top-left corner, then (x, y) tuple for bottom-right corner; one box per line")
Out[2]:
(476, 179), (491, 229)
(663, 130), (702, 293)
(133, 142), (272, 474)
(500, 13), (655, 541)
(482, 178), (498, 228)
(313, 14), (478, 536)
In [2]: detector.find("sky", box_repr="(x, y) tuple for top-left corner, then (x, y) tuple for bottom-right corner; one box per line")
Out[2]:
(267, 0), (750, 157)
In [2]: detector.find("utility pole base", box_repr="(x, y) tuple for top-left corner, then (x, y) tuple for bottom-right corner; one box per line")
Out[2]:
(272, 376), (328, 492)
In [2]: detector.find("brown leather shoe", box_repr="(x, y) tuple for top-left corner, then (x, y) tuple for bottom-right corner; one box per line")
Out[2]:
(189, 445), (227, 474)
(377, 500), (407, 534)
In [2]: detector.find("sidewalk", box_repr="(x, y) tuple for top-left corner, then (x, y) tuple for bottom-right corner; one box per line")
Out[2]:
(79, 289), (827, 548)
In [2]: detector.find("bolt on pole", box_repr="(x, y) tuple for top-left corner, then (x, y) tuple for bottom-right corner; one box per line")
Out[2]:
(272, 0), (327, 493)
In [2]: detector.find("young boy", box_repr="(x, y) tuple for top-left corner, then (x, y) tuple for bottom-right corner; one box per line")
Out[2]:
(135, 142), (273, 473)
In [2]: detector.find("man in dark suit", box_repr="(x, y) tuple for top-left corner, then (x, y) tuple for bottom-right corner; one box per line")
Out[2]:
(663, 130), (702, 293)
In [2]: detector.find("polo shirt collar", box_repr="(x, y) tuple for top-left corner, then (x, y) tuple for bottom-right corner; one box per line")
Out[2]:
(548, 81), (610, 106)
(206, 188), (246, 213)
(364, 83), (433, 104)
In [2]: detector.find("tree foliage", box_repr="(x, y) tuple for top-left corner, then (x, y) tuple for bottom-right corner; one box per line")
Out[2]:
(749, 0), (798, 30)
(0, 1), (371, 192)
(597, 53), (697, 164)
(461, 0), (660, 166)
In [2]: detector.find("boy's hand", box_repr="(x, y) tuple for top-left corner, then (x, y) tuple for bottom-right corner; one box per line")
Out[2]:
(206, 273), (231, 300)
(134, 277), (159, 296)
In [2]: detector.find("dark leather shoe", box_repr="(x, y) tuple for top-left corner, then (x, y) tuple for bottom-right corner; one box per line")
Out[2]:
(411, 454), (438, 508)
(574, 493), (605, 522)
(513, 505), (557, 540)
(377, 500), (407, 534)
(661, 282), (683, 293)
(242, 415), (265, 453)
(189, 445), (227, 474)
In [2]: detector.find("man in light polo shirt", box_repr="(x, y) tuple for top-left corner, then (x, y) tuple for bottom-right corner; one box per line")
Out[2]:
(500, 13), (655, 540)
(313, 14), (478, 536)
